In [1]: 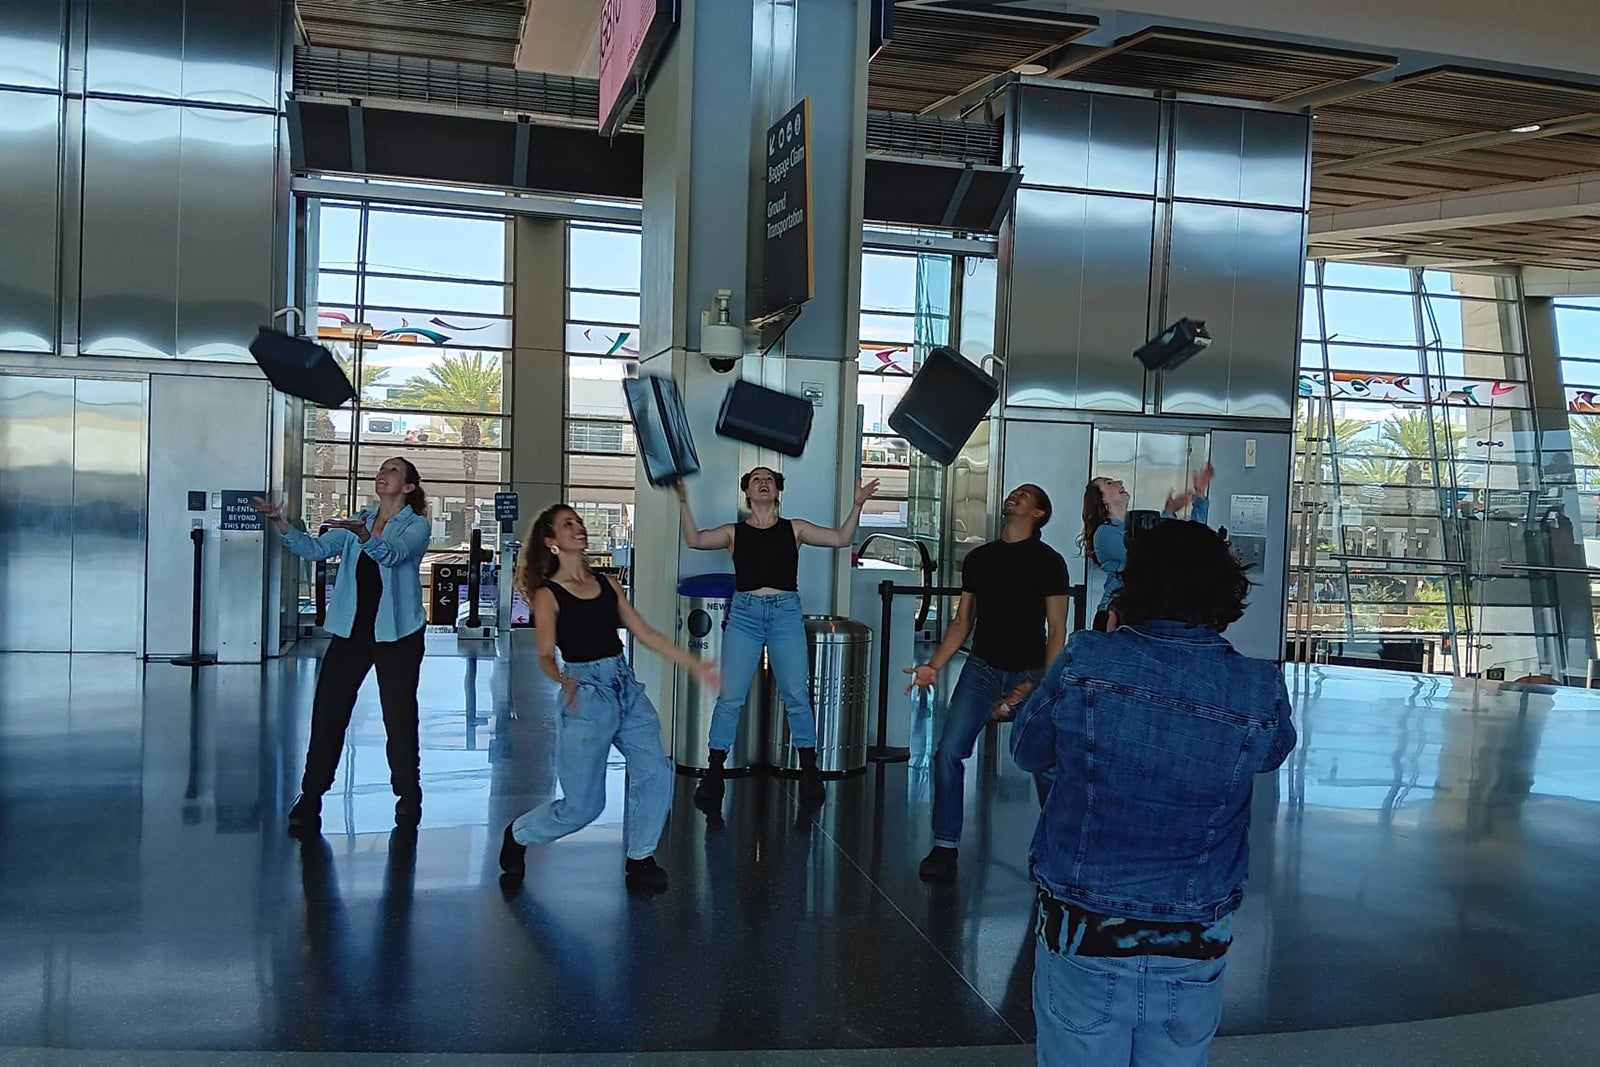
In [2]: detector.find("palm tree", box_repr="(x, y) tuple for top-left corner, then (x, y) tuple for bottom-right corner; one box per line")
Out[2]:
(1377, 409), (1465, 482)
(395, 351), (502, 528)
(1570, 413), (1600, 477)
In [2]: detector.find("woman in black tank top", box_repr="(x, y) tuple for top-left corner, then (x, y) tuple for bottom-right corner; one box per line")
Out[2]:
(674, 466), (879, 806)
(498, 504), (720, 894)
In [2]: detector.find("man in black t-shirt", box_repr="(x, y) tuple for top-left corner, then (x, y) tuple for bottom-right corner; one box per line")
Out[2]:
(906, 484), (1071, 884)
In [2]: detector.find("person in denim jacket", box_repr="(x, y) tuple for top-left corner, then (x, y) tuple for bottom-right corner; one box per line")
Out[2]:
(1082, 462), (1214, 633)
(1011, 519), (1296, 1067)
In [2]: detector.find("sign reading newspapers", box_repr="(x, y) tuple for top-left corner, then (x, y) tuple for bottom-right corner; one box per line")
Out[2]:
(762, 97), (814, 316)
(598, 0), (679, 137)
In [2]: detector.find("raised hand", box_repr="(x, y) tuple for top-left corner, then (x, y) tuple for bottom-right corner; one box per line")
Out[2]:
(1194, 461), (1216, 497)
(327, 515), (371, 542)
(855, 479), (881, 506)
(1165, 490), (1194, 514)
(250, 496), (282, 520)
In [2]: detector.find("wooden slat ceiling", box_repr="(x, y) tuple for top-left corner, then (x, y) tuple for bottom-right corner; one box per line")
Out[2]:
(298, 0), (526, 67)
(1311, 68), (1600, 211)
(867, 8), (1095, 114)
(1050, 27), (1395, 103)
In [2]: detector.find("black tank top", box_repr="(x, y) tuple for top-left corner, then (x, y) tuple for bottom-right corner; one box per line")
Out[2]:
(734, 518), (799, 592)
(543, 577), (624, 663)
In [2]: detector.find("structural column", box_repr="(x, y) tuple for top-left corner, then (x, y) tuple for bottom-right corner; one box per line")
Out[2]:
(632, 0), (870, 709)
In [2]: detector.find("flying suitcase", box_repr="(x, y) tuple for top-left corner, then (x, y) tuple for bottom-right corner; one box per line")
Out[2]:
(715, 379), (814, 457)
(623, 373), (700, 486)
(248, 327), (357, 408)
(887, 345), (999, 466)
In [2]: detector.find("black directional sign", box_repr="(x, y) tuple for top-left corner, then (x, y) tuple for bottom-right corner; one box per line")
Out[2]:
(762, 97), (813, 316)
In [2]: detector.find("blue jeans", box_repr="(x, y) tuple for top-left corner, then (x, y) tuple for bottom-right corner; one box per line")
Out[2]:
(932, 655), (1042, 848)
(707, 591), (816, 751)
(511, 654), (671, 861)
(1033, 908), (1227, 1066)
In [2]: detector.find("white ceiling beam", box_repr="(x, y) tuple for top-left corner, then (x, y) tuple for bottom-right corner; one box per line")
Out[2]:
(1309, 169), (1600, 240)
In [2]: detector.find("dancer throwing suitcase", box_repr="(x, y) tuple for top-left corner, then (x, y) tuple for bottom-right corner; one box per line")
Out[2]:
(498, 504), (719, 892)
(676, 468), (879, 805)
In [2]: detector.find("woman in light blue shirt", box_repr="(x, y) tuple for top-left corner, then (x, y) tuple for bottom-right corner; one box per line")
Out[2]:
(253, 456), (431, 836)
(1081, 462), (1213, 632)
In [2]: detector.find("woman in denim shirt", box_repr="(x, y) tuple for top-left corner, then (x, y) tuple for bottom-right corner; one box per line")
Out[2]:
(676, 468), (878, 806)
(1081, 462), (1214, 632)
(1012, 520), (1296, 1067)
(254, 456), (432, 836)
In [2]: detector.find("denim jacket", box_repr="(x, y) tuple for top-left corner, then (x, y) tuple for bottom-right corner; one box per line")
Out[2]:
(280, 506), (430, 641)
(1011, 620), (1296, 923)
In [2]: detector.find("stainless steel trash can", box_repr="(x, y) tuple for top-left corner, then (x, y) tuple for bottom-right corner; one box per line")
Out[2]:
(767, 615), (872, 776)
(673, 573), (765, 775)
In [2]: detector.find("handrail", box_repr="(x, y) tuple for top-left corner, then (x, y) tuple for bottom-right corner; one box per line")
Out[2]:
(858, 533), (938, 628)
(1498, 562), (1600, 577)
(1325, 555), (1466, 567)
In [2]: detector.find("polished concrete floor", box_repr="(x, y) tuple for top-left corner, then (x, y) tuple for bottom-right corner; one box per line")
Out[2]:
(5, 636), (1600, 1064)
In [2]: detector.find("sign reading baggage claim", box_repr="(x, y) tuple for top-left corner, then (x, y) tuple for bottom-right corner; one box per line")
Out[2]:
(763, 98), (814, 315)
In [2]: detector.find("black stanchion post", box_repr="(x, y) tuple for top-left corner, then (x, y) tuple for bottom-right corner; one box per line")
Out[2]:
(173, 527), (217, 667)
(868, 579), (910, 763)
(466, 527), (483, 629)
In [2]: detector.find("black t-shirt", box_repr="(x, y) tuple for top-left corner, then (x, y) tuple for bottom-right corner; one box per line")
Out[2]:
(351, 551), (382, 640)
(960, 537), (1071, 671)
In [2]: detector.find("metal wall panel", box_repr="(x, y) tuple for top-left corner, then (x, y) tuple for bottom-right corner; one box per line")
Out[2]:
(85, 0), (183, 99)
(177, 108), (278, 361)
(1206, 430), (1292, 662)
(1000, 419), (1093, 585)
(146, 374), (270, 660)
(1005, 187), (1153, 412)
(1161, 203), (1303, 419)
(181, 0), (281, 108)
(1171, 103), (1308, 209)
(0, 376), (74, 651)
(71, 378), (147, 653)
(0, 90), (60, 353)
(1014, 88), (1159, 196)
(80, 99), (180, 358)
(0, 0), (65, 90)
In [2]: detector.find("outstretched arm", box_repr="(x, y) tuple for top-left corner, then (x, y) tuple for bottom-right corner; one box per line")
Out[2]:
(905, 592), (975, 693)
(675, 482), (734, 551)
(794, 479), (880, 549)
(610, 577), (721, 691)
(253, 496), (348, 561)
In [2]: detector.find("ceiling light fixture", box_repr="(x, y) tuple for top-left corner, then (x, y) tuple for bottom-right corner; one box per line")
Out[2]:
(1015, 62), (1048, 76)
(1510, 123), (1543, 134)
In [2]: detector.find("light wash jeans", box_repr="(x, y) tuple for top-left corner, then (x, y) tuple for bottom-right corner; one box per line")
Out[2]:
(1033, 904), (1227, 1066)
(932, 655), (1043, 848)
(511, 654), (671, 861)
(707, 591), (817, 752)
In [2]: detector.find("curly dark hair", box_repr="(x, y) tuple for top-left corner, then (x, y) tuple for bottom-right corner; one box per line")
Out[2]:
(1113, 519), (1249, 631)
(1080, 480), (1112, 564)
(514, 504), (576, 604)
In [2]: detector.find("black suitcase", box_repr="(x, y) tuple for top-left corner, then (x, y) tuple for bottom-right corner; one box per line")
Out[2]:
(887, 346), (999, 466)
(248, 327), (357, 408)
(623, 373), (700, 487)
(715, 379), (814, 457)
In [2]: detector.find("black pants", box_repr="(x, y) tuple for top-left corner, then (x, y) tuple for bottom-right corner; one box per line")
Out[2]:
(301, 627), (425, 799)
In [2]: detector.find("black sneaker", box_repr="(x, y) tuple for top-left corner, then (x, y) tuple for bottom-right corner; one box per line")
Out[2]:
(394, 793), (422, 828)
(499, 822), (526, 880)
(918, 846), (958, 884)
(287, 793), (321, 837)
(625, 855), (669, 892)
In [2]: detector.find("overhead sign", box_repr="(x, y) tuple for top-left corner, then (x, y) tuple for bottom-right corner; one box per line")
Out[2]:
(762, 97), (813, 316)
(220, 491), (266, 532)
(598, 0), (679, 138)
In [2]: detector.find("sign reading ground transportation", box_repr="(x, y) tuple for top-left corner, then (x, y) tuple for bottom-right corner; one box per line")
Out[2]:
(763, 97), (814, 315)
(220, 491), (266, 531)
(598, 0), (680, 137)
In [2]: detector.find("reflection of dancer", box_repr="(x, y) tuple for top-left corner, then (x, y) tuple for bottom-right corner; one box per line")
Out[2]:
(905, 484), (1069, 884)
(498, 505), (718, 892)
(676, 468), (879, 805)
(1081, 462), (1213, 632)
(254, 456), (430, 836)
(1013, 520), (1296, 1066)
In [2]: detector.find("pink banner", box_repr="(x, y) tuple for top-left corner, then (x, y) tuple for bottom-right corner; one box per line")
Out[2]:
(599, 0), (670, 135)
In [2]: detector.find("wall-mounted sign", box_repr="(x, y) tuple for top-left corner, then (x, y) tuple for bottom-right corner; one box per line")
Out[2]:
(494, 491), (519, 523)
(762, 97), (813, 316)
(220, 491), (266, 531)
(598, 0), (680, 138)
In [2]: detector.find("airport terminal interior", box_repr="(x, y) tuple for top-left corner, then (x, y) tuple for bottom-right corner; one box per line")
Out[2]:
(9, 1), (1600, 1063)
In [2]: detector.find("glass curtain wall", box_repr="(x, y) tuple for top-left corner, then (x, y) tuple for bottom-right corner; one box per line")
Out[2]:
(1293, 260), (1552, 676)
(565, 223), (643, 563)
(306, 200), (511, 618)
(1550, 297), (1600, 643)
